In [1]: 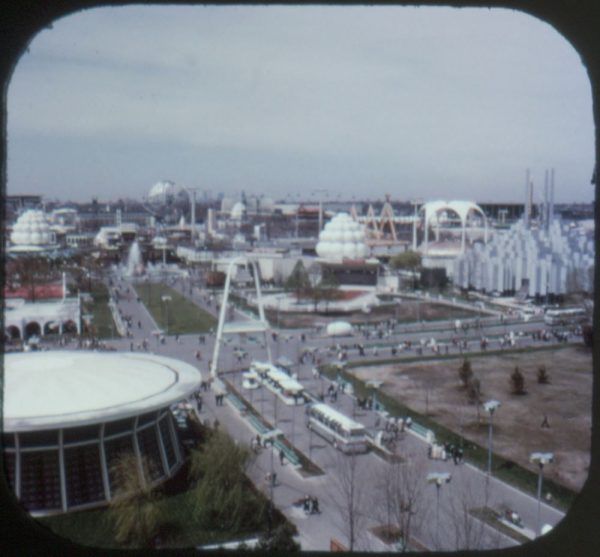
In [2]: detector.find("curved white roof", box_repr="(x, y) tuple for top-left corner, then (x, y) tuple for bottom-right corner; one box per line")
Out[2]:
(230, 202), (246, 219)
(326, 321), (353, 336)
(4, 351), (201, 431)
(420, 200), (486, 227)
(316, 212), (368, 261)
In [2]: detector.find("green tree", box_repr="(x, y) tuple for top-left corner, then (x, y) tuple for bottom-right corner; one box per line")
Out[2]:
(509, 366), (526, 395)
(458, 359), (473, 387)
(256, 522), (300, 552)
(390, 251), (422, 289)
(317, 273), (343, 314)
(285, 260), (311, 302)
(189, 429), (266, 531)
(108, 452), (162, 548)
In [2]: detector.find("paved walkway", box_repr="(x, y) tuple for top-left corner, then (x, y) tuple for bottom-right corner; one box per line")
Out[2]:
(102, 272), (567, 551)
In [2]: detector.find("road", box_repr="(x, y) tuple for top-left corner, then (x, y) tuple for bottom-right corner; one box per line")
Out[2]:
(103, 271), (568, 551)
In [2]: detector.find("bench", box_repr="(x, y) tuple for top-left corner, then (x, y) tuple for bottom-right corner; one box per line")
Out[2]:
(225, 392), (247, 414)
(247, 414), (270, 435)
(272, 438), (301, 467)
(409, 421), (433, 441)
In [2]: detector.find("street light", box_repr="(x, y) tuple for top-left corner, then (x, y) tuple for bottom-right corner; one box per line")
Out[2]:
(530, 452), (554, 537)
(161, 295), (172, 335)
(427, 472), (451, 549)
(482, 400), (501, 480)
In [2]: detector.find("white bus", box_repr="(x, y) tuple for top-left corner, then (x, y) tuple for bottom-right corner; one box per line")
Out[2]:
(305, 403), (369, 453)
(250, 361), (305, 405)
(544, 307), (587, 326)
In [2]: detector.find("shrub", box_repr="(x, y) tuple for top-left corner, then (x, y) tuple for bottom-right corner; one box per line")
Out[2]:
(459, 359), (473, 387)
(510, 366), (526, 395)
(537, 365), (550, 384)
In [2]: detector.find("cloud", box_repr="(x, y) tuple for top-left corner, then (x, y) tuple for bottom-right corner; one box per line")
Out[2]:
(7, 5), (595, 202)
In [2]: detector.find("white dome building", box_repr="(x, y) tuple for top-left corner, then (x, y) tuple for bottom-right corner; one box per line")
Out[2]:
(10, 210), (56, 252)
(230, 202), (246, 220)
(316, 213), (369, 261)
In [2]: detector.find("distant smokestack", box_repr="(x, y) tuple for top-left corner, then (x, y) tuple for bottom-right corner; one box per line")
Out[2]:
(543, 169), (549, 231)
(549, 168), (555, 225)
(525, 169), (530, 227)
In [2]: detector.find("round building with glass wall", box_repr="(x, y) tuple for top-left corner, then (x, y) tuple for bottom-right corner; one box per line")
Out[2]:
(3, 351), (201, 515)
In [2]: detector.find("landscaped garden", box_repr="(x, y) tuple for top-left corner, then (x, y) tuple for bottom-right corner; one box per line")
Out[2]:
(38, 420), (297, 550)
(135, 282), (217, 334)
(82, 283), (116, 339)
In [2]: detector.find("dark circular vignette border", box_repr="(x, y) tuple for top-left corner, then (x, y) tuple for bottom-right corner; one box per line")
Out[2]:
(0, 1), (599, 556)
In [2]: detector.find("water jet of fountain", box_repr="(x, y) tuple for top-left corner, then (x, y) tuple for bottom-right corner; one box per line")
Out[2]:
(126, 241), (144, 277)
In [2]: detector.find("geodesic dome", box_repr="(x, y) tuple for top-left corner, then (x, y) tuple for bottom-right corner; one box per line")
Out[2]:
(316, 212), (368, 261)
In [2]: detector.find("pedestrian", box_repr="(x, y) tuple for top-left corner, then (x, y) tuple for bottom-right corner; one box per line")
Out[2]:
(541, 414), (550, 428)
(311, 497), (320, 514)
(279, 449), (285, 465)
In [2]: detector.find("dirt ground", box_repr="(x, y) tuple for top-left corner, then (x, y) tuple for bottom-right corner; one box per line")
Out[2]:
(269, 300), (478, 329)
(351, 345), (592, 492)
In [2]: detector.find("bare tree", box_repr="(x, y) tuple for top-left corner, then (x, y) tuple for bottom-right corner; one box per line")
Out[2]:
(445, 467), (503, 551)
(328, 452), (370, 551)
(371, 454), (429, 552)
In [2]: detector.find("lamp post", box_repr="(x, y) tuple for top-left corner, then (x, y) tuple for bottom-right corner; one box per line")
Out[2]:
(161, 295), (172, 335)
(427, 472), (451, 549)
(483, 400), (501, 480)
(530, 452), (554, 537)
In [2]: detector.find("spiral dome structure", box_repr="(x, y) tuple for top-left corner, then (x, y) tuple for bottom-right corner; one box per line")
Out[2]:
(10, 210), (55, 248)
(316, 212), (368, 261)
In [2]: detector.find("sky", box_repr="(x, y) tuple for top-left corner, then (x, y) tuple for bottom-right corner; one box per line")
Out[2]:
(6, 5), (596, 204)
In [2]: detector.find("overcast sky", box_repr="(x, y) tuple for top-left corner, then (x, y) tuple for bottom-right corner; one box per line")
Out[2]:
(7, 5), (595, 204)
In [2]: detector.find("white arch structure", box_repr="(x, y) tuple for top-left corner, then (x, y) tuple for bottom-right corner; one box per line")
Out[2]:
(210, 257), (271, 380)
(419, 200), (488, 253)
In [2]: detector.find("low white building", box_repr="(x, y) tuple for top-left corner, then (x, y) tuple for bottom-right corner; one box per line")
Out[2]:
(4, 297), (82, 340)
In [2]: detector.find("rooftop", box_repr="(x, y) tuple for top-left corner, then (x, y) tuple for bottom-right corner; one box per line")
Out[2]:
(4, 351), (201, 431)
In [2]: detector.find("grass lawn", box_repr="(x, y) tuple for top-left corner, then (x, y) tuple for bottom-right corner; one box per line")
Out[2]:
(82, 283), (116, 339)
(135, 283), (217, 335)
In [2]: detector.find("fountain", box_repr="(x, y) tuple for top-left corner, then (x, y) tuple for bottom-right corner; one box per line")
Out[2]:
(125, 241), (144, 277)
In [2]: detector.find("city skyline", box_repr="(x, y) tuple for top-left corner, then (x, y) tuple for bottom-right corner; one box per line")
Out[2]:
(7, 5), (595, 204)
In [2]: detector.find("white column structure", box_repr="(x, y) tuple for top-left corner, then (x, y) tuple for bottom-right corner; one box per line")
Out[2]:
(184, 186), (198, 243)
(210, 256), (272, 381)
